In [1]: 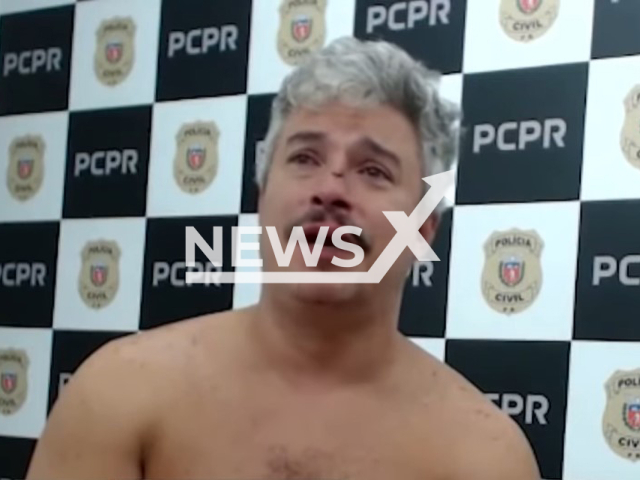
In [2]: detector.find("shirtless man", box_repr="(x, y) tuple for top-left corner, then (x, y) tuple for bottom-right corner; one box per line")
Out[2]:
(26, 37), (541, 480)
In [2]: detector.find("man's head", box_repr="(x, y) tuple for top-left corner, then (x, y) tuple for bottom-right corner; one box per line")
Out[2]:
(255, 36), (460, 304)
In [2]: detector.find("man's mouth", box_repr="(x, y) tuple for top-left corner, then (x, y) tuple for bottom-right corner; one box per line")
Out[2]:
(301, 223), (366, 252)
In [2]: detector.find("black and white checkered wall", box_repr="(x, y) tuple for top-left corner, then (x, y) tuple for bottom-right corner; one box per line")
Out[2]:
(1, 0), (640, 478)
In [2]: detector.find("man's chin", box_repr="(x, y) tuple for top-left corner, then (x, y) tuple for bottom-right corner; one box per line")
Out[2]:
(292, 246), (368, 271)
(289, 281), (362, 305)
(274, 248), (367, 303)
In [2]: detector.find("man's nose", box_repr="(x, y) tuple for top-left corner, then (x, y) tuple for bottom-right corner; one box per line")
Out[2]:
(310, 169), (351, 211)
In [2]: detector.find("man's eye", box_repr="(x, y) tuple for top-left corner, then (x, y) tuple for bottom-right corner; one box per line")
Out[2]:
(361, 165), (391, 180)
(290, 154), (317, 165)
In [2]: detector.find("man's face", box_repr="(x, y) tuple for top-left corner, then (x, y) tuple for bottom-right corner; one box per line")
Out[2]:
(257, 101), (438, 301)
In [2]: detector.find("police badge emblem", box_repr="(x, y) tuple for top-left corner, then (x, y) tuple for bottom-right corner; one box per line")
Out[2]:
(620, 85), (640, 170)
(481, 228), (544, 315)
(6, 134), (45, 202)
(78, 239), (121, 310)
(0, 348), (29, 416)
(603, 369), (640, 462)
(173, 121), (219, 195)
(499, 0), (560, 43)
(94, 16), (136, 87)
(277, 0), (327, 67)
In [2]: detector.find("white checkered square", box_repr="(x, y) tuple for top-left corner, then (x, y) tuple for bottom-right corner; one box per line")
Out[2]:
(446, 201), (580, 341)
(581, 54), (640, 202)
(563, 340), (640, 480)
(146, 95), (248, 218)
(247, 0), (358, 95)
(52, 217), (146, 332)
(463, 0), (595, 74)
(0, 327), (52, 438)
(68, 0), (162, 111)
(0, 112), (67, 222)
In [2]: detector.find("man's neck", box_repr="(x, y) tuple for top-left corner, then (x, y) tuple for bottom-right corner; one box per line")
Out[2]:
(245, 287), (406, 391)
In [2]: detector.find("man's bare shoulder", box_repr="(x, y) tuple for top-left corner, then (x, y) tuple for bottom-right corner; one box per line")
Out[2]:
(86, 307), (248, 375)
(404, 342), (541, 480)
(442, 369), (540, 479)
(26, 309), (246, 479)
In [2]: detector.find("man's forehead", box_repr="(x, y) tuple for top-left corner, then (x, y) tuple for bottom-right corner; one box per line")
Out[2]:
(283, 103), (414, 139)
(285, 101), (395, 125)
(285, 128), (391, 153)
(278, 104), (421, 159)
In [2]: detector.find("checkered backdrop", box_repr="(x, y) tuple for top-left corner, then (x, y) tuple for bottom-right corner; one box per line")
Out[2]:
(1, 0), (640, 478)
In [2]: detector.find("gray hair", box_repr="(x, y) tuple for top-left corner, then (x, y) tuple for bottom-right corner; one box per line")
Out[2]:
(256, 36), (461, 212)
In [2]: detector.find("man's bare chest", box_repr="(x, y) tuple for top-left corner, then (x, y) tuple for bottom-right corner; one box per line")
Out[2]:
(145, 436), (419, 480)
(142, 388), (450, 480)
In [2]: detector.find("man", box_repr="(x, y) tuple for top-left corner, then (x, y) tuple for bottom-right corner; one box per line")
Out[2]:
(26, 37), (540, 480)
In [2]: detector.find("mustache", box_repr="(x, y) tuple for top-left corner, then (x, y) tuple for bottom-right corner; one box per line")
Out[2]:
(285, 207), (372, 252)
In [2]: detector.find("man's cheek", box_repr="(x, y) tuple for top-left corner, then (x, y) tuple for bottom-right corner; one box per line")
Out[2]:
(366, 226), (392, 257)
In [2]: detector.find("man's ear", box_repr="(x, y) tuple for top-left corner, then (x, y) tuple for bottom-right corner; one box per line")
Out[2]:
(256, 183), (264, 205)
(256, 173), (267, 206)
(418, 211), (440, 247)
(256, 187), (266, 225)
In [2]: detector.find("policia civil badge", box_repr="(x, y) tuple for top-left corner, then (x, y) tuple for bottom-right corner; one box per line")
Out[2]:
(500, 0), (560, 43)
(277, 0), (327, 66)
(481, 228), (544, 315)
(603, 369), (640, 462)
(78, 239), (121, 310)
(94, 16), (137, 86)
(0, 349), (29, 416)
(6, 134), (45, 202)
(173, 121), (219, 195)
(621, 85), (640, 170)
